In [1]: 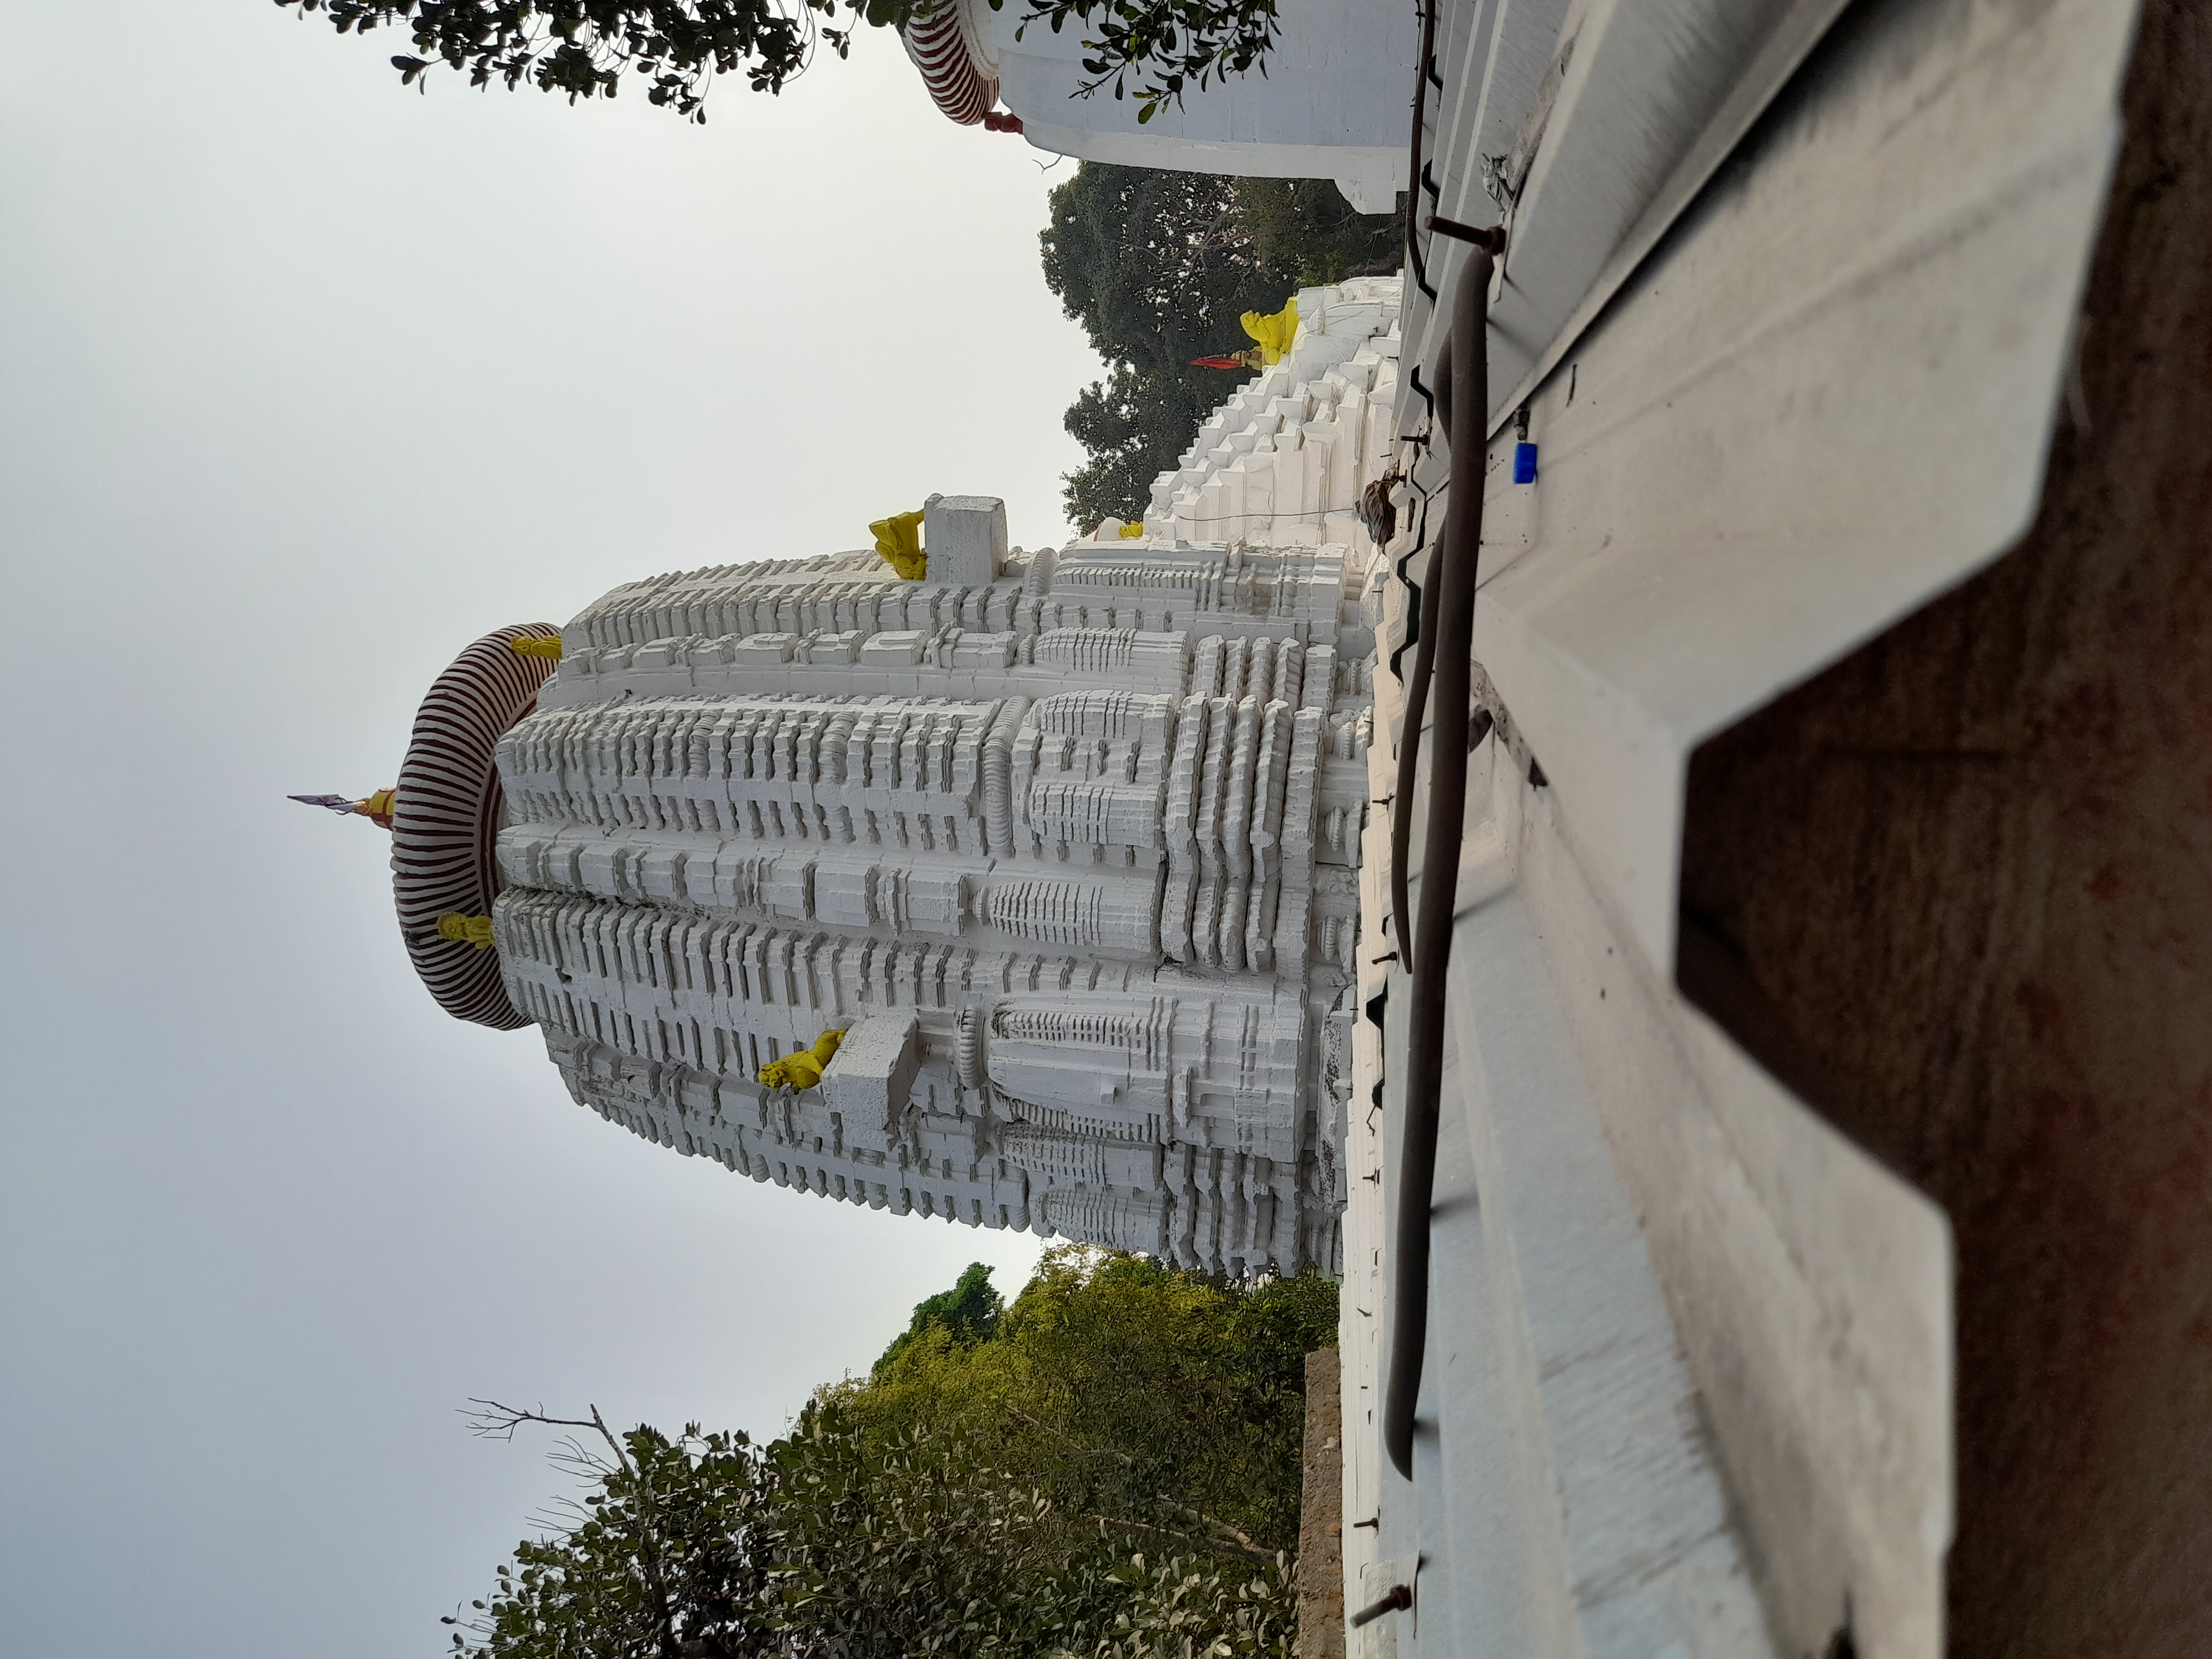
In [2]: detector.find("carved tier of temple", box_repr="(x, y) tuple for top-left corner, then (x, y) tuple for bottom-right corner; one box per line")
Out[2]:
(389, 499), (1383, 1276)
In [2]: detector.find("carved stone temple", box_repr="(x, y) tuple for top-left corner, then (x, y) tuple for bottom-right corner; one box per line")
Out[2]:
(378, 497), (1383, 1275)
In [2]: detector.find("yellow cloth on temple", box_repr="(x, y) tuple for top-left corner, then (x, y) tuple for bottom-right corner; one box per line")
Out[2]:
(1118, 521), (1146, 539)
(436, 912), (496, 950)
(870, 510), (927, 580)
(1239, 298), (1300, 364)
(759, 1028), (849, 1092)
(509, 634), (563, 659)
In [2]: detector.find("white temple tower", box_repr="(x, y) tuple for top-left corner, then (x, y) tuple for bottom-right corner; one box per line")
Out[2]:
(377, 502), (1383, 1276)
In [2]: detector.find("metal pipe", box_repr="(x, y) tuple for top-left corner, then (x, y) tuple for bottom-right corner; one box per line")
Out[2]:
(1386, 0), (1450, 967)
(1389, 417), (1444, 974)
(1385, 231), (1501, 1483)
(1426, 212), (1500, 246)
(1349, 1583), (1414, 1629)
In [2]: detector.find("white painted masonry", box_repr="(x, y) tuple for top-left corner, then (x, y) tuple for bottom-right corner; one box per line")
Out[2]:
(1339, 0), (2145, 1655)
(902, 0), (1413, 210)
(1147, 278), (1405, 552)
(390, 522), (1384, 1274)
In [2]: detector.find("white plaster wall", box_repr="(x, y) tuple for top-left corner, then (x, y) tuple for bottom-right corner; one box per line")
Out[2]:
(992, 0), (1413, 207)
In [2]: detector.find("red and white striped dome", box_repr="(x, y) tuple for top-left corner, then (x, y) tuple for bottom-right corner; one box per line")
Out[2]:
(390, 624), (559, 1029)
(900, 0), (999, 126)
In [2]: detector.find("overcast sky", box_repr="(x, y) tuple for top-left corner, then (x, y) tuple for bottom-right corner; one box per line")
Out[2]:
(0, 6), (1109, 1654)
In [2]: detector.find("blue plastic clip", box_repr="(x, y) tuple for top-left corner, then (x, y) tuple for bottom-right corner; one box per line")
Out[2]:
(1513, 442), (1539, 484)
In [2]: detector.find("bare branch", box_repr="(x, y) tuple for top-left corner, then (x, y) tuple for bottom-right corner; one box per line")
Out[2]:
(1163, 1497), (1261, 1553)
(1090, 1515), (1282, 1568)
(464, 1397), (634, 1474)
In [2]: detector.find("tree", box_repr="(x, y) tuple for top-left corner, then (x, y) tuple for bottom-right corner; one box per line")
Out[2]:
(444, 1251), (1334, 1656)
(443, 1404), (781, 1658)
(1060, 365), (1224, 535)
(1040, 163), (1402, 529)
(765, 1411), (1130, 1655)
(873, 1259), (1005, 1373)
(1040, 165), (1298, 530)
(276, 0), (1282, 125)
(1005, 0), (1283, 127)
(833, 1246), (1338, 1556)
(1229, 178), (1405, 286)
(1082, 1551), (1298, 1659)
(278, 0), (852, 118)
(1042, 165), (1293, 375)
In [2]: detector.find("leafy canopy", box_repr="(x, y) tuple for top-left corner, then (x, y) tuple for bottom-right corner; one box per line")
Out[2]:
(445, 1418), (782, 1658)
(278, 0), (1284, 124)
(446, 1249), (1336, 1657)
(844, 1247), (1337, 1554)
(997, 0), (1282, 128)
(279, 0), (853, 119)
(873, 1258), (1005, 1373)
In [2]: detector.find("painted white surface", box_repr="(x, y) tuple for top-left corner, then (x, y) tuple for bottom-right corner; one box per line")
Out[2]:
(1353, 0), (2142, 1652)
(483, 521), (1381, 1273)
(922, 492), (1008, 588)
(1151, 277), (1406, 561)
(991, 0), (1413, 204)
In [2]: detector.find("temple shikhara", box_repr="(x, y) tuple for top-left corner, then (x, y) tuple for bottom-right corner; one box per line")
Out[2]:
(320, 289), (1410, 1282)
(317, 284), (1404, 1279)
(383, 526), (1377, 1276)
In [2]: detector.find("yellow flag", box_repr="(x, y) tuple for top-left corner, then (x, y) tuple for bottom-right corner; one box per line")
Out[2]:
(1239, 298), (1300, 365)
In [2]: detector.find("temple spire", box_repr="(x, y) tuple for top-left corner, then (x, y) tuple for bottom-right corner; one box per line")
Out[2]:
(289, 790), (396, 829)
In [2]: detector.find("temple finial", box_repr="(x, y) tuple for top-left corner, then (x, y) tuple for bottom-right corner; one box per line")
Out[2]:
(289, 790), (397, 829)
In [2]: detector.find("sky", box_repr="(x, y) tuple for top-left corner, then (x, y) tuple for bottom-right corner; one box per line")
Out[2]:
(0, 6), (1104, 1654)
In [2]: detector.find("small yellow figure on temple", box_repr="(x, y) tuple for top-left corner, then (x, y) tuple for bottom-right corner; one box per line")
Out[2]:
(869, 510), (928, 580)
(758, 1029), (848, 1092)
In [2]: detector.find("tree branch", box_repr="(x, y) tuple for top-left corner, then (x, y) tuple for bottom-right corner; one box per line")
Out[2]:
(463, 1397), (634, 1475)
(1090, 1515), (1282, 1568)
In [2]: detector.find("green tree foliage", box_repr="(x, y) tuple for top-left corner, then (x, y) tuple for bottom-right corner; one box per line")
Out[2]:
(442, 1410), (781, 1657)
(1004, 0), (1282, 126)
(765, 1415), (1129, 1655)
(1041, 163), (1402, 529)
(874, 1259), (1005, 1373)
(839, 1248), (1337, 1554)
(447, 1250), (1335, 1657)
(1042, 165), (1290, 377)
(277, 0), (854, 118)
(1086, 1552), (1299, 1658)
(276, 0), (1284, 124)
(1229, 178), (1406, 286)
(1060, 366), (1225, 539)
(1041, 165), (1295, 532)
